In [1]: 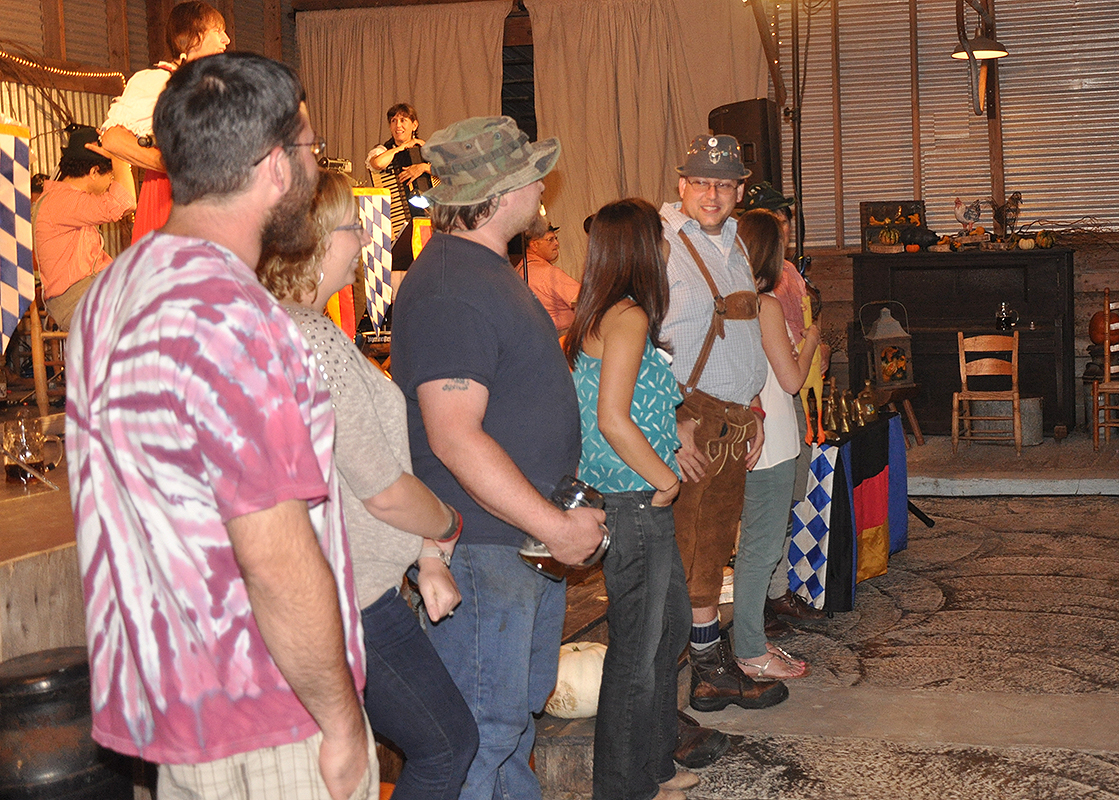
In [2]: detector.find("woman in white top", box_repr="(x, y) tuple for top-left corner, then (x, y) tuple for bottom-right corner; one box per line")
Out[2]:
(732, 209), (820, 680)
(96, 1), (229, 242)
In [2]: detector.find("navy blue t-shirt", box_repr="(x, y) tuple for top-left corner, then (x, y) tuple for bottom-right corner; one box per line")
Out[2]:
(391, 232), (581, 547)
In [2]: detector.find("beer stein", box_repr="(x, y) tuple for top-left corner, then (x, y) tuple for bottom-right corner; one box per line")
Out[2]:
(3, 413), (63, 485)
(519, 476), (610, 581)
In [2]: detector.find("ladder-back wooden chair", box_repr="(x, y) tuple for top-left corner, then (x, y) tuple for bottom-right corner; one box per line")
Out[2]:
(29, 297), (67, 418)
(952, 330), (1021, 456)
(1092, 287), (1119, 450)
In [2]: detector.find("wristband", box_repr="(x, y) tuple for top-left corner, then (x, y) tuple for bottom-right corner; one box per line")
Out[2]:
(750, 406), (766, 422)
(436, 505), (463, 543)
(419, 545), (452, 568)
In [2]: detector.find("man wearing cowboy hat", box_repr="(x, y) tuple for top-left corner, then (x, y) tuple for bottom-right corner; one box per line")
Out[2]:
(661, 134), (789, 713)
(390, 116), (605, 800)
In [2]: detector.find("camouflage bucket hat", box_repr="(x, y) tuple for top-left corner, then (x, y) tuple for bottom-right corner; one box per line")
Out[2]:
(744, 182), (795, 212)
(422, 116), (561, 206)
(676, 134), (751, 181)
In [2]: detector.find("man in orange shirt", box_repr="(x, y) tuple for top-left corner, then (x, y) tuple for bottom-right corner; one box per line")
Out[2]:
(516, 216), (580, 334)
(32, 125), (135, 329)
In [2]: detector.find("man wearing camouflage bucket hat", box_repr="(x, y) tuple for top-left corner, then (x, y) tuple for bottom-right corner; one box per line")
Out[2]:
(390, 116), (606, 800)
(660, 134), (790, 720)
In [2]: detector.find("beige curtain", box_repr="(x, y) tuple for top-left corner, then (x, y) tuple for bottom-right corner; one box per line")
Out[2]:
(525, 0), (767, 277)
(296, 1), (511, 181)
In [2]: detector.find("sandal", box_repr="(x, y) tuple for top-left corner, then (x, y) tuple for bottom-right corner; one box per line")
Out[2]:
(735, 654), (809, 680)
(766, 643), (810, 673)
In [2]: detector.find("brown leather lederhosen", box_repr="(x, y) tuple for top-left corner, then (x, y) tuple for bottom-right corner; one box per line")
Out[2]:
(671, 228), (763, 609)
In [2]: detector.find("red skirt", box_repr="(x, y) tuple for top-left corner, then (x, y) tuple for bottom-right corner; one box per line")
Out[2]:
(132, 170), (172, 243)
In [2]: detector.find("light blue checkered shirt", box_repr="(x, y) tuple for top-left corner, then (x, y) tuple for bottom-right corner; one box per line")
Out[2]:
(660, 201), (767, 405)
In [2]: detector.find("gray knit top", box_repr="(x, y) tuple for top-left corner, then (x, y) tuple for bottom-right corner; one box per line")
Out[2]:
(286, 304), (421, 609)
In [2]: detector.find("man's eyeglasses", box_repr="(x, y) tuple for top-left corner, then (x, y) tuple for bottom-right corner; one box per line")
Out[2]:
(252, 135), (327, 166)
(287, 136), (327, 157)
(684, 177), (740, 194)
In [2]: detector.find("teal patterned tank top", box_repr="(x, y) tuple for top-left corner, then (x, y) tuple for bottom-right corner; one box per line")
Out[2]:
(573, 339), (682, 493)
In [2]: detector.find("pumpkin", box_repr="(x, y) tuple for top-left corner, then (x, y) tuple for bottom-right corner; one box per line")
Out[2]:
(1018, 237), (1036, 250)
(905, 244), (920, 253)
(879, 228), (899, 245)
(1090, 310), (1119, 345)
(1036, 230), (1057, 249)
(544, 642), (607, 718)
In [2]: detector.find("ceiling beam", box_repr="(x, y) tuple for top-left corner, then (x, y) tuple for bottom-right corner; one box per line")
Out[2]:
(293, 0), (495, 9)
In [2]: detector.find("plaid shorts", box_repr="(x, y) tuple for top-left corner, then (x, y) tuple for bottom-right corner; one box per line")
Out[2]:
(158, 714), (378, 800)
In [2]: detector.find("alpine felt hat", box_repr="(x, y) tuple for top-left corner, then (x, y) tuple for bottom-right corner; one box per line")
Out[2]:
(676, 134), (751, 181)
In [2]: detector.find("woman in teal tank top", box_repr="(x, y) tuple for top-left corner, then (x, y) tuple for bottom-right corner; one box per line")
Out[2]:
(563, 199), (693, 800)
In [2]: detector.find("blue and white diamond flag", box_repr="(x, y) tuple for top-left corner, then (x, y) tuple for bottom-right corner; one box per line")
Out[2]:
(1, 122), (33, 355)
(355, 188), (392, 331)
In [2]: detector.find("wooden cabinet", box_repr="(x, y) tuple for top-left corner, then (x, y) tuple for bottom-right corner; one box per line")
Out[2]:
(848, 248), (1076, 436)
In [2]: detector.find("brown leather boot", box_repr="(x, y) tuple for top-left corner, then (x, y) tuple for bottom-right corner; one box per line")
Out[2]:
(674, 710), (731, 769)
(764, 601), (793, 637)
(688, 638), (788, 712)
(767, 590), (827, 622)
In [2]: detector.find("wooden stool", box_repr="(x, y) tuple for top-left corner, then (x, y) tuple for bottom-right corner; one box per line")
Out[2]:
(873, 383), (924, 448)
(28, 301), (67, 418)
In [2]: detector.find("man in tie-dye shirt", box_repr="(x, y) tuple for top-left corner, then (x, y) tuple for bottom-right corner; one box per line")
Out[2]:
(66, 53), (374, 800)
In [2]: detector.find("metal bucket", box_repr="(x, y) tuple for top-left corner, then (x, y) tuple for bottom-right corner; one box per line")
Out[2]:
(970, 396), (1043, 446)
(0, 647), (133, 799)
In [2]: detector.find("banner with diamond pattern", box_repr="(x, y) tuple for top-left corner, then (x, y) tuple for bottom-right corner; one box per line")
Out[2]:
(355, 188), (392, 331)
(1, 122), (32, 355)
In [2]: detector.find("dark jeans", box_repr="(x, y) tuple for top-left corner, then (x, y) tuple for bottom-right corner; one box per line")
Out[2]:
(362, 588), (479, 800)
(593, 492), (692, 800)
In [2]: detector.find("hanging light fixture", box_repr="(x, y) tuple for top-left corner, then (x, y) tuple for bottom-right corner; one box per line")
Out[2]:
(951, 33), (1008, 61)
(953, 0), (1009, 115)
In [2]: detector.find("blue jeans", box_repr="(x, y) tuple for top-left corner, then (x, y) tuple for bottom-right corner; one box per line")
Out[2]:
(426, 543), (566, 800)
(594, 492), (691, 800)
(362, 588), (478, 800)
(734, 458), (797, 659)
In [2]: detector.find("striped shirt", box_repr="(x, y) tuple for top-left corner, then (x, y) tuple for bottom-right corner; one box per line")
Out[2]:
(66, 232), (364, 764)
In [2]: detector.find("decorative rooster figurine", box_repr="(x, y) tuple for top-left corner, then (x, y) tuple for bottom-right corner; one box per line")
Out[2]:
(954, 197), (982, 233)
(798, 295), (825, 445)
(990, 191), (1023, 238)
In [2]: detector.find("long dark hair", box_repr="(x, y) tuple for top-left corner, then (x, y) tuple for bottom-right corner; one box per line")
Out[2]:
(737, 208), (785, 293)
(563, 198), (670, 368)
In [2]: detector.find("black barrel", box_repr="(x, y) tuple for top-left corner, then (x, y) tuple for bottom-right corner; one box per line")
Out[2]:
(0, 647), (133, 799)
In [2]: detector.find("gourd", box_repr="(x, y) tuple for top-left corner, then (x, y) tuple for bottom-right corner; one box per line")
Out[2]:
(905, 244), (920, 253)
(878, 228), (899, 245)
(1018, 237), (1036, 250)
(1035, 230), (1057, 249)
(544, 642), (607, 718)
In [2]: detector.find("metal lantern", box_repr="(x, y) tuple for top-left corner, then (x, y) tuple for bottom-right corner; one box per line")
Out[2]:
(862, 303), (915, 388)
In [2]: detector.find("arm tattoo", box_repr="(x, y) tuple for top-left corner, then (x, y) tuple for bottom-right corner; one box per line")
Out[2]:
(441, 378), (471, 392)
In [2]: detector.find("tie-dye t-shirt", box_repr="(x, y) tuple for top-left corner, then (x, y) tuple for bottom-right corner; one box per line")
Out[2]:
(65, 233), (364, 764)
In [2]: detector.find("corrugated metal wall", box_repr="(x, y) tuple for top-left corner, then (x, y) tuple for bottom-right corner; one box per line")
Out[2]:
(63, 0), (111, 66)
(774, 0), (1119, 248)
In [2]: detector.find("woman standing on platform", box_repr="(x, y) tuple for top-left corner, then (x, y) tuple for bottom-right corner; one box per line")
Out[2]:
(563, 198), (694, 800)
(96, 1), (229, 242)
(365, 102), (432, 193)
(257, 170), (478, 800)
(731, 208), (820, 681)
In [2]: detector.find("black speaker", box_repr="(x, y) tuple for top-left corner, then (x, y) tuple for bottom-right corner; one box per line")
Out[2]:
(708, 99), (781, 191)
